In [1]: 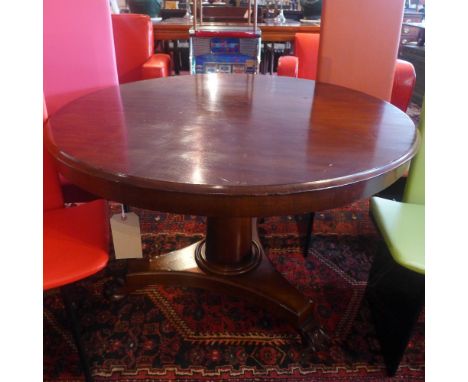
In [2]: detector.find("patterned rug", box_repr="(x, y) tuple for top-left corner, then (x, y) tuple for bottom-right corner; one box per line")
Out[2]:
(43, 199), (424, 381)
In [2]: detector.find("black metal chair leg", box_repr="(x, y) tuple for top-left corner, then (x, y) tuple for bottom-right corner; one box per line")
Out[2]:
(269, 43), (275, 75)
(303, 212), (315, 257)
(295, 212), (315, 257)
(366, 243), (425, 376)
(375, 176), (407, 202)
(173, 39), (180, 75)
(60, 286), (94, 382)
(260, 43), (267, 74)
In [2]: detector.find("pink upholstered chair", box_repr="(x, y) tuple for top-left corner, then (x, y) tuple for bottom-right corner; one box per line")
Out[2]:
(277, 34), (416, 112)
(44, 102), (109, 382)
(284, 2), (416, 255)
(111, 13), (171, 83)
(317, 1), (406, 101)
(43, 0), (119, 203)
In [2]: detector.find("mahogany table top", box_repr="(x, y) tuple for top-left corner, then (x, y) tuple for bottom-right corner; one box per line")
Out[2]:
(45, 74), (418, 217)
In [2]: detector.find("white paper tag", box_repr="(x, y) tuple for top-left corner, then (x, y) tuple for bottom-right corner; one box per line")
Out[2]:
(110, 212), (143, 259)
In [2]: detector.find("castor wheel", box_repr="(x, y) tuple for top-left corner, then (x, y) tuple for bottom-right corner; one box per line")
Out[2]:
(103, 277), (127, 301)
(300, 325), (331, 352)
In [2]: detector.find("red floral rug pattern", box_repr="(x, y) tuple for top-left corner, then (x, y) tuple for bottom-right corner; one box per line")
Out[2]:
(44, 200), (424, 381)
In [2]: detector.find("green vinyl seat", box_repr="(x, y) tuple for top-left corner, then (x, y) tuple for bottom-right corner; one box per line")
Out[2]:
(370, 198), (424, 275)
(366, 102), (425, 376)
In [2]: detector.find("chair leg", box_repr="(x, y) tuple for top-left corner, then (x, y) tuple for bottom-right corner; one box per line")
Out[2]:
(60, 286), (94, 382)
(375, 176), (407, 201)
(173, 39), (181, 75)
(261, 43), (266, 74)
(366, 243), (425, 376)
(269, 44), (275, 75)
(304, 212), (315, 257)
(103, 260), (128, 302)
(295, 212), (315, 257)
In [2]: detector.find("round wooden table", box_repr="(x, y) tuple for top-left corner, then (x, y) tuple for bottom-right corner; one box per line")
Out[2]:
(45, 74), (419, 346)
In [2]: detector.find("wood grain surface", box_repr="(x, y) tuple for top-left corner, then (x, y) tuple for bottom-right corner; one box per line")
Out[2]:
(45, 74), (418, 217)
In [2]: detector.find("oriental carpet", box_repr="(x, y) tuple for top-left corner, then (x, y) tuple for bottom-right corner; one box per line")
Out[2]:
(43, 198), (424, 381)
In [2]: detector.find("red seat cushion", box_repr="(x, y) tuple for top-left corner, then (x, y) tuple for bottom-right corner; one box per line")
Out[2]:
(141, 54), (171, 80)
(44, 199), (109, 290)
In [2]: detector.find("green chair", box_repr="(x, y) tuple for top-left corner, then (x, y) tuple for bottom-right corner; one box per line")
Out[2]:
(366, 104), (425, 376)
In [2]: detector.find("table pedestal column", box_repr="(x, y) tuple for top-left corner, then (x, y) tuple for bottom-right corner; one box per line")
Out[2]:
(122, 217), (328, 349)
(196, 217), (262, 275)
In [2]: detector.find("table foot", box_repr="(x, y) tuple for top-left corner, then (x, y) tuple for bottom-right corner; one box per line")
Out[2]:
(103, 275), (127, 302)
(121, 217), (322, 338)
(126, 245), (314, 328)
(300, 321), (331, 352)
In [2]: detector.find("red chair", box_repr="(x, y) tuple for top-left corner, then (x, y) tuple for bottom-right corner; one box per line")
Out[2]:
(44, 103), (109, 382)
(43, 159), (109, 291)
(111, 13), (171, 83)
(277, 34), (416, 112)
(44, 0), (119, 203)
(277, 33), (320, 80)
(391, 60), (417, 112)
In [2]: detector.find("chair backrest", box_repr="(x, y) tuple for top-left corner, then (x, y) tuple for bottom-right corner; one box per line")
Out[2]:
(43, 0), (119, 115)
(111, 13), (154, 84)
(291, 32), (415, 111)
(391, 59), (417, 112)
(317, 0), (405, 101)
(403, 102), (425, 205)
(43, 100), (64, 212)
(295, 33), (320, 80)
